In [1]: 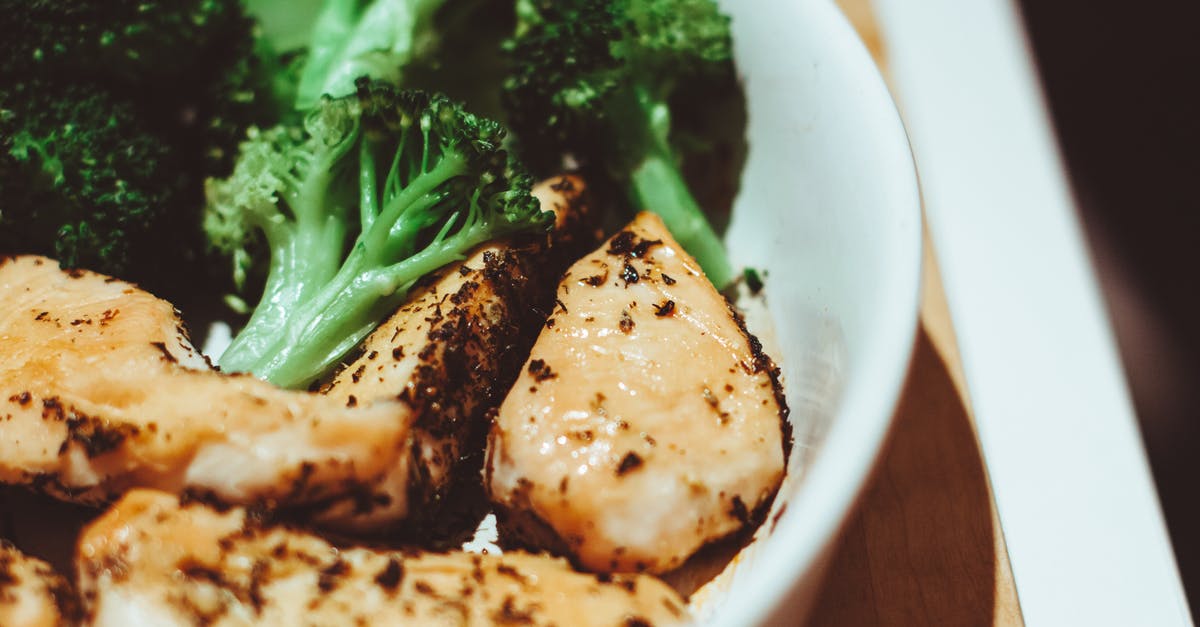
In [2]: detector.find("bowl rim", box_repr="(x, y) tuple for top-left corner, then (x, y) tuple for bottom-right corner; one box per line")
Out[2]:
(707, 1), (923, 624)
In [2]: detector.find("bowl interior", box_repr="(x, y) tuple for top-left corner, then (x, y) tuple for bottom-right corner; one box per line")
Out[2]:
(0, 1), (920, 622)
(699, 0), (921, 623)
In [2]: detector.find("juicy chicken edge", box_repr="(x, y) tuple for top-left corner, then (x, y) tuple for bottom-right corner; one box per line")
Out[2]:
(0, 540), (77, 627)
(486, 212), (789, 574)
(317, 175), (596, 531)
(76, 489), (688, 626)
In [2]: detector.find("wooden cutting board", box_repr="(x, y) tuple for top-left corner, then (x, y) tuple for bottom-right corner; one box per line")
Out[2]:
(806, 2), (1025, 624)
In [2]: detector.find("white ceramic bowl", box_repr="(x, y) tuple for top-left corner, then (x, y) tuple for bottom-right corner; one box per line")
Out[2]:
(702, 0), (922, 623)
(2, 1), (920, 622)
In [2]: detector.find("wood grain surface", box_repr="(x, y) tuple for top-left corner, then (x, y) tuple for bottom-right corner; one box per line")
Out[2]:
(805, 2), (1026, 624)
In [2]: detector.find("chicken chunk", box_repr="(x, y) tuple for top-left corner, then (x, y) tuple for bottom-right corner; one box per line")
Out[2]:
(319, 176), (595, 530)
(486, 212), (789, 573)
(77, 489), (688, 626)
(0, 255), (414, 525)
(0, 540), (77, 627)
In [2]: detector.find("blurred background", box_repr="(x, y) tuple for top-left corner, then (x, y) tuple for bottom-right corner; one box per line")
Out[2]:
(1018, 0), (1200, 612)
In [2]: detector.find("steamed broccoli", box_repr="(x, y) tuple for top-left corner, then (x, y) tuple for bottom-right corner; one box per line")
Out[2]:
(0, 0), (283, 296)
(0, 79), (186, 273)
(0, 0), (281, 175)
(401, 0), (520, 120)
(205, 80), (552, 388)
(292, 0), (450, 109)
(503, 0), (738, 288)
(0, 0), (247, 83)
(282, 0), (521, 114)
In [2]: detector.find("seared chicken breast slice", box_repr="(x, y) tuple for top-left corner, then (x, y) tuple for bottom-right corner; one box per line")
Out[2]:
(320, 176), (594, 530)
(0, 255), (413, 525)
(77, 489), (688, 626)
(0, 540), (77, 627)
(487, 212), (788, 574)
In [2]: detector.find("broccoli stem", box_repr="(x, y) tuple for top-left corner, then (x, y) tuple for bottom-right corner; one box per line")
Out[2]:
(249, 261), (407, 389)
(609, 86), (734, 289)
(366, 151), (469, 262)
(296, 0), (365, 108)
(295, 0), (448, 109)
(250, 212), (494, 388)
(218, 216), (346, 373)
(232, 148), (474, 388)
(628, 149), (733, 289)
(359, 139), (380, 232)
(216, 119), (361, 374)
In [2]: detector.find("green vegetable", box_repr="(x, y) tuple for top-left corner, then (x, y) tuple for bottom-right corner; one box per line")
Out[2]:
(0, 80), (185, 273)
(743, 267), (765, 294)
(0, 0), (247, 82)
(0, 0), (281, 177)
(401, 0), (519, 120)
(205, 80), (552, 388)
(503, 0), (738, 288)
(292, 0), (450, 109)
(0, 0), (282, 295)
(278, 0), (519, 115)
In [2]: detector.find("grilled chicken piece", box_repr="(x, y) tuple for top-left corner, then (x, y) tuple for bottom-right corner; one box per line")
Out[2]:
(0, 255), (413, 524)
(319, 176), (594, 530)
(0, 540), (77, 627)
(77, 489), (688, 626)
(487, 212), (789, 574)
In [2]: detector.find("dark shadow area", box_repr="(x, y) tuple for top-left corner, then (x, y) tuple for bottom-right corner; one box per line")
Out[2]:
(808, 324), (999, 625)
(1017, 0), (1200, 613)
(659, 522), (754, 599)
(0, 486), (99, 575)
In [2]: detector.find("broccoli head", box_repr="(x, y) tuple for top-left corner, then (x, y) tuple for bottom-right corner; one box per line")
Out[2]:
(0, 79), (186, 274)
(0, 0), (294, 312)
(504, 0), (738, 288)
(0, 0), (286, 180)
(0, 0), (246, 82)
(205, 80), (551, 387)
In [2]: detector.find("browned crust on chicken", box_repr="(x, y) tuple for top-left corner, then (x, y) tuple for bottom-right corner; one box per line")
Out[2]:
(77, 489), (687, 626)
(0, 540), (78, 626)
(318, 176), (598, 534)
(486, 213), (788, 574)
(0, 255), (414, 524)
(724, 298), (793, 459)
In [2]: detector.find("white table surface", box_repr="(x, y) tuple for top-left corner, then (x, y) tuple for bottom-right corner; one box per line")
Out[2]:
(870, 0), (1193, 623)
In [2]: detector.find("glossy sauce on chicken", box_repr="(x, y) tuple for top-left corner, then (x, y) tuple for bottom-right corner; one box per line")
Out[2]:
(0, 255), (414, 525)
(487, 212), (788, 574)
(319, 175), (595, 531)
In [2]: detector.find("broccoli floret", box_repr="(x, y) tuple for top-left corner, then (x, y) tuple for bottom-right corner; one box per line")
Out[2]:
(0, 0), (246, 83)
(0, 0), (285, 179)
(401, 0), (520, 120)
(292, 0), (450, 109)
(504, 0), (738, 288)
(0, 0), (293, 311)
(205, 80), (552, 388)
(182, 24), (299, 178)
(0, 79), (186, 274)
